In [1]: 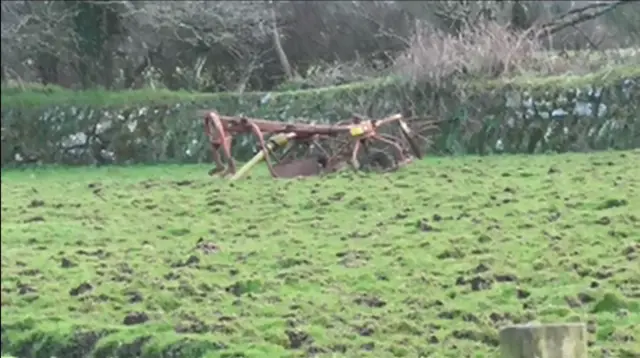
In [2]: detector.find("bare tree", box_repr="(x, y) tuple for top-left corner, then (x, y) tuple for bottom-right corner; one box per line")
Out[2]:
(267, 0), (295, 81)
(1, 1), (79, 86)
(118, 1), (273, 91)
(2, 0), (638, 91)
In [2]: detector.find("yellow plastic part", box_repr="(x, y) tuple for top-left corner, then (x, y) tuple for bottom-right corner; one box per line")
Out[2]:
(350, 126), (365, 137)
(270, 134), (290, 146)
(230, 149), (268, 181)
(230, 132), (297, 181)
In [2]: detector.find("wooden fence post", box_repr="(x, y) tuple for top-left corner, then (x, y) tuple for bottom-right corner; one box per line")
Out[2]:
(499, 323), (588, 358)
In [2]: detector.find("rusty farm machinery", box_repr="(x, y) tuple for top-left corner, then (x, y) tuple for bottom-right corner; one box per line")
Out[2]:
(202, 111), (434, 180)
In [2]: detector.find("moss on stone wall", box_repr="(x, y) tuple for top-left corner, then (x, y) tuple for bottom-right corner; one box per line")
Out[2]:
(1, 65), (638, 166)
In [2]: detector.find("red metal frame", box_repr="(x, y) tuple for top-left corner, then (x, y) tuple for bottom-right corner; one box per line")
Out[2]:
(203, 111), (419, 178)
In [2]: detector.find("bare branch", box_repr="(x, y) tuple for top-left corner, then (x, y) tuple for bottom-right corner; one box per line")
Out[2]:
(540, 0), (632, 37)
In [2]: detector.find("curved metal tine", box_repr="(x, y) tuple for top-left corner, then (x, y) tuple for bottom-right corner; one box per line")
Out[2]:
(333, 138), (351, 154)
(327, 138), (352, 150)
(371, 134), (404, 164)
(316, 135), (350, 156)
(246, 121), (279, 178)
(276, 141), (298, 163)
(208, 113), (235, 176)
(351, 140), (362, 170)
(414, 133), (433, 142)
(414, 122), (440, 132)
(310, 139), (331, 157)
(324, 139), (352, 169)
(380, 133), (402, 142)
(413, 124), (439, 142)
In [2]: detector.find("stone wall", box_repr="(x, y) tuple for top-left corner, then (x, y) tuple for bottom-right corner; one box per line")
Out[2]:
(1, 65), (638, 167)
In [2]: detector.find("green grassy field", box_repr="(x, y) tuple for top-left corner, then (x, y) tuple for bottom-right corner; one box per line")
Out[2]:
(1, 151), (639, 358)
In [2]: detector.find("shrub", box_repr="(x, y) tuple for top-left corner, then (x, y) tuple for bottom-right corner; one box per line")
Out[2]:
(392, 21), (640, 86)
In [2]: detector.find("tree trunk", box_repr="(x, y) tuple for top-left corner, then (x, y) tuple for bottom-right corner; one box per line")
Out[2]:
(268, 0), (294, 80)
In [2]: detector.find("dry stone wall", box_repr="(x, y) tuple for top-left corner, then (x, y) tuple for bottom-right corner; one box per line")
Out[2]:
(1, 65), (638, 167)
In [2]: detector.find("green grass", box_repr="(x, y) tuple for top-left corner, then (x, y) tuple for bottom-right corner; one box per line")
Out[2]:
(2, 151), (639, 358)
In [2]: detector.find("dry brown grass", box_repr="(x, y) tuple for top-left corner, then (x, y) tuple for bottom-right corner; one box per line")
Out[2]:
(275, 19), (639, 91)
(392, 21), (639, 85)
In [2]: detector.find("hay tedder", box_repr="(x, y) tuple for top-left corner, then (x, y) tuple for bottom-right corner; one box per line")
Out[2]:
(202, 111), (432, 180)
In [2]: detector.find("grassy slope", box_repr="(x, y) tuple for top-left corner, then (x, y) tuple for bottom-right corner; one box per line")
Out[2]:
(1, 151), (639, 358)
